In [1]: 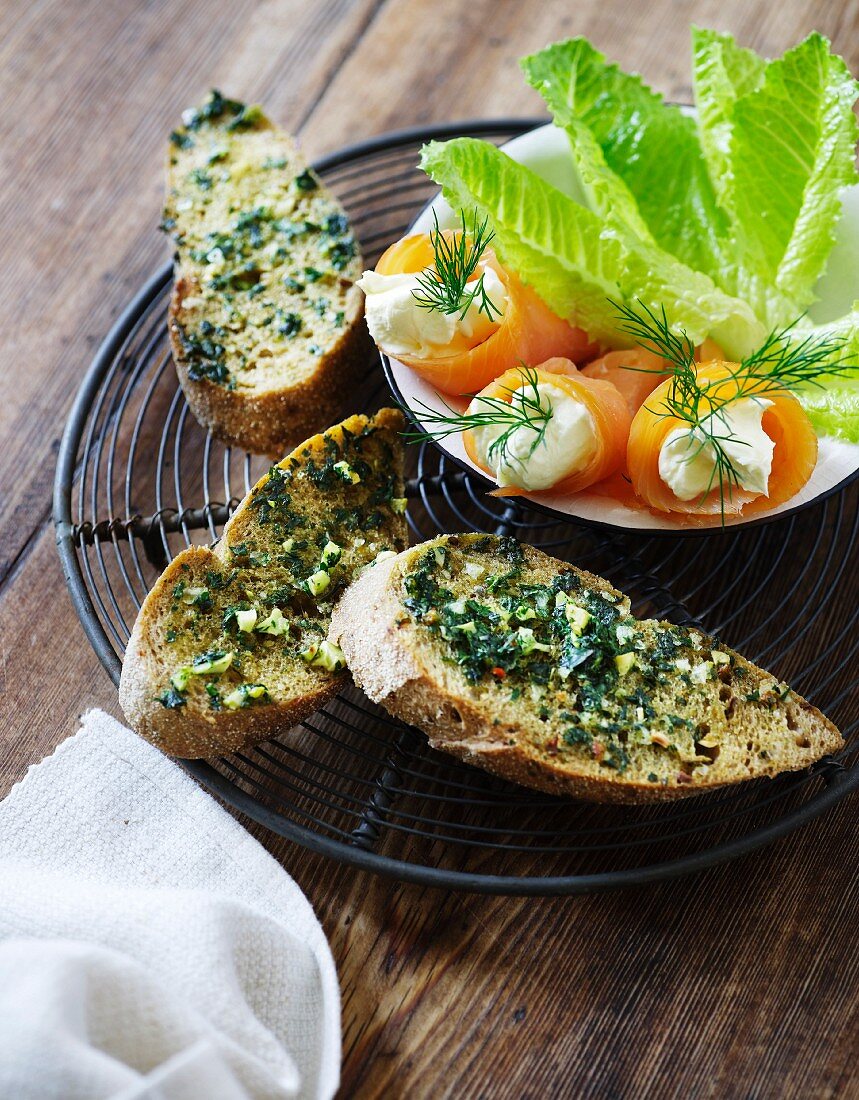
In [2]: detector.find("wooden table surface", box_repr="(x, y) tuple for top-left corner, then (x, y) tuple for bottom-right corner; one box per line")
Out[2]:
(3, 1), (858, 1096)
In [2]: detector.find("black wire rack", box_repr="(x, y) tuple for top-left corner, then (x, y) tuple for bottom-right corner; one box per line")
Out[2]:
(54, 120), (859, 895)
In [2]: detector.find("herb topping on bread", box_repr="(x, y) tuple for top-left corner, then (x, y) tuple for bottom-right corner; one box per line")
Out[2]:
(120, 409), (407, 757)
(329, 533), (842, 802)
(164, 90), (368, 456)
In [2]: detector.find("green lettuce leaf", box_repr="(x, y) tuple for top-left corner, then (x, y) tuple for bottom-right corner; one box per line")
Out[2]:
(520, 37), (732, 281)
(799, 379), (859, 441)
(790, 307), (859, 440)
(691, 28), (767, 204)
(692, 29), (859, 323)
(420, 139), (623, 343)
(420, 137), (764, 356)
(524, 33), (859, 330)
(554, 122), (764, 356)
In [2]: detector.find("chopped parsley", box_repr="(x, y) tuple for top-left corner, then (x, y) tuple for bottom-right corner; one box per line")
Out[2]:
(189, 168), (213, 190)
(182, 90), (245, 131)
(398, 537), (737, 776)
(158, 688), (186, 709)
(294, 169), (318, 192)
(175, 322), (231, 387)
(276, 311), (302, 337)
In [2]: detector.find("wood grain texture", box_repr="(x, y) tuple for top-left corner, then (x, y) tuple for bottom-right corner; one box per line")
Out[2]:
(1, 1), (858, 1097)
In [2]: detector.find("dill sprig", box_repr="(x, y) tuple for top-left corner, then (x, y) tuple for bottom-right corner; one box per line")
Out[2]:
(401, 366), (553, 472)
(411, 210), (502, 322)
(615, 299), (851, 392)
(612, 299), (695, 372)
(615, 300), (853, 521)
(738, 318), (851, 391)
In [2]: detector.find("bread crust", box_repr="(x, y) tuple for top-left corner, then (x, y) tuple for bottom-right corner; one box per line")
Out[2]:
(168, 280), (372, 460)
(330, 543), (843, 804)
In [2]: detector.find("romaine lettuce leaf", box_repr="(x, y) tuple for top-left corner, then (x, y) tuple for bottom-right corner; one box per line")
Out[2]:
(789, 307), (859, 440)
(420, 137), (764, 356)
(561, 120), (655, 242)
(692, 29), (859, 323)
(691, 28), (767, 204)
(521, 38), (732, 281)
(524, 33), (859, 331)
(553, 122), (764, 356)
(798, 379), (859, 441)
(794, 306), (859, 362)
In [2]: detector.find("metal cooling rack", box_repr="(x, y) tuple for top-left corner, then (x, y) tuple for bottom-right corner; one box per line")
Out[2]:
(54, 120), (859, 894)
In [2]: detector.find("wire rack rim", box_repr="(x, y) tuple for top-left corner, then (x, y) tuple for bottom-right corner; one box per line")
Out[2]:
(311, 116), (550, 171)
(54, 263), (171, 684)
(52, 120), (859, 896)
(183, 758), (858, 895)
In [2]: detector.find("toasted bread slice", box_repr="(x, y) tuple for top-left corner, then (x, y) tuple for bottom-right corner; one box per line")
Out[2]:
(120, 409), (407, 757)
(329, 533), (842, 803)
(164, 90), (369, 457)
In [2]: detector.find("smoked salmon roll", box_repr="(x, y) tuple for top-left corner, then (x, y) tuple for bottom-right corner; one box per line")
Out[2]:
(579, 343), (725, 418)
(362, 231), (595, 395)
(580, 349), (670, 417)
(461, 360), (631, 495)
(627, 361), (818, 517)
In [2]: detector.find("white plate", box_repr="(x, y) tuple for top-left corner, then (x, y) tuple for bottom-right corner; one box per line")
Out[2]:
(385, 122), (859, 533)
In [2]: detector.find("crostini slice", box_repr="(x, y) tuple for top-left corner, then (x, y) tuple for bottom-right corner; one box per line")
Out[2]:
(329, 533), (842, 803)
(165, 90), (369, 457)
(120, 409), (407, 757)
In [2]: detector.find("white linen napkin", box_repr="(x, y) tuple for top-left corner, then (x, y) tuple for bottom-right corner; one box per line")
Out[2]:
(0, 709), (340, 1100)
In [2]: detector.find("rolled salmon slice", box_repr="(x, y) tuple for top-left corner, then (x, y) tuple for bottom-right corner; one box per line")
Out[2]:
(627, 361), (818, 517)
(374, 233), (596, 395)
(462, 361), (631, 495)
(580, 349), (670, 417)
(578, 343), (725, 419)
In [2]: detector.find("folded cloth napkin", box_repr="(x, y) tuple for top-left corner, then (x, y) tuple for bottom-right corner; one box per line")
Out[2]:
(0, 709), (340, 1100)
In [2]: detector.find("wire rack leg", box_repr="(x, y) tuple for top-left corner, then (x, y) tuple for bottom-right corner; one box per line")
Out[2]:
(349, 724), (424, 850)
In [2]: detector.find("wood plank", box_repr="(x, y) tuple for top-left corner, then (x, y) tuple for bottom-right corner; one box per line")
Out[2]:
(296, 0), (859, 155)
(1, 2), (858, 1098)
(0, 0), (382, 586)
